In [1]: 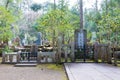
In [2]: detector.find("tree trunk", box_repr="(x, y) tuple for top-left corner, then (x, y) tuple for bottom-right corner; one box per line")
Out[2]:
(79, 0), (83, 29)
(54, 0), (56, 10)
(105, 0), (108, 15)
(95, 0), (98, 12)
(62, 33), (65, 44)
(5, 0), (10, 10)
(52, 30), (55, 50)
(52, 0), (56, 50)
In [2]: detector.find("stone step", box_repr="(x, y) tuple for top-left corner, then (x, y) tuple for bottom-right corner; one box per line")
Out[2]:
(14, 63), (37, 67)
(18, 60), (37, 64)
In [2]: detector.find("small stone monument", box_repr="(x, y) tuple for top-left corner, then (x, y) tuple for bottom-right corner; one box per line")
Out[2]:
(34, 32), (42, 45)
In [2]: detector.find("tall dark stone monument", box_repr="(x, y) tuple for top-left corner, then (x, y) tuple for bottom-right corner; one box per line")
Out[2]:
(74, 29), (87, 61)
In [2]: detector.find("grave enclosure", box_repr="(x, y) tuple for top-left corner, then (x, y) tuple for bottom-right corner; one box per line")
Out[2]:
(1, 30), (120, 66)
(2, 46), (56, 64)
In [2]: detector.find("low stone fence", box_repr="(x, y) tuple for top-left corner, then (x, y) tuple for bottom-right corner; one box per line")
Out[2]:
(113, 51), (120, 66)
(3, 44), (118, 64)
(94, 44), (112, 63)
(37, 52), (56, 63)
(2, 52), (19, 64)
(2, 51), (56, 63)
(2, 52), (56, 64)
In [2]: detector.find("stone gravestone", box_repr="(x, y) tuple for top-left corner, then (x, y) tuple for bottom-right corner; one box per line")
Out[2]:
(74, 29), (87, 62)
(22, 33), (28, 46)
(34, 32), (42, 45)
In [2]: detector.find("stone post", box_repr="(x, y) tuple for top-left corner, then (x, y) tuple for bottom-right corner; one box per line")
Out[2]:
(94, 44), (99, 63)
(52, 51), (56, 62)
(45, 56), (48, 62)
(101, 46), (105, 62)
(37, 52), (41, 63)
(9, 54), (13, 63)
(17, 51), (21, 63)
(65, 49), (68, 62)
(114, 51), (118, 66)
(71, 41), (75, 62)
(2, 52), (5, 63)
(107, 45), (112, 64)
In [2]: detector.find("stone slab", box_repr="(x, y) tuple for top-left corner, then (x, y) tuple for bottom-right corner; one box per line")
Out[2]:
(64, 63), (120, 80)
(14, 63), (37, 67)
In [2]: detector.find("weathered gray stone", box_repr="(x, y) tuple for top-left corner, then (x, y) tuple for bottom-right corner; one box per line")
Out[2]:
(65, 63), (120, 80)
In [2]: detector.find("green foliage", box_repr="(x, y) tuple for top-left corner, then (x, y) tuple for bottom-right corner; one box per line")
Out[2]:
(0, 0), (21, 43)
(83, 0), (120, 43)
(36, 0), (76, 44)
(2, 0), (117, 46)
(97, 0), (120, 43)
(70, 6), (80, 30)
(3, 46), (12, 52)
(0, 6), (16, 41)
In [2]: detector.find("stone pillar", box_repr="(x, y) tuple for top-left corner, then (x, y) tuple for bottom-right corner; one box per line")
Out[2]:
(17, 54), (20, 63)
(52, 52), (56, 62)
(45, 56), (48, 62)
(9, 54), (13, 63)
(57, 37), (62, 63)
(2, 52), (5, 63)
(101, 46), (105, 62)
(65, 50), (68, 62)
(114, 51), (119, 66)
(37, 52), (41, 63)
(94, 45), (99, 63)
(17, 51), (21, 63)
(71, 42), (75, 62)
(107, 46), (112, 64)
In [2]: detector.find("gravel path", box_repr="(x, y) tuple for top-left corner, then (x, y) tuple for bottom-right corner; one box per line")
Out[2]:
(0, 64), (67, 80)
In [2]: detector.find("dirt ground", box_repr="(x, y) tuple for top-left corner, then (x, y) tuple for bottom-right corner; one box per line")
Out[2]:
(0, 58), (67, 80)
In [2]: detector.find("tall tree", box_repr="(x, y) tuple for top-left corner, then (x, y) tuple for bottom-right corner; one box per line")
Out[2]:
(97, 0), (120, 43)
(95, 0), (98, 12)
(79, 0), (83, 29)
(0, 0), (21, 45)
